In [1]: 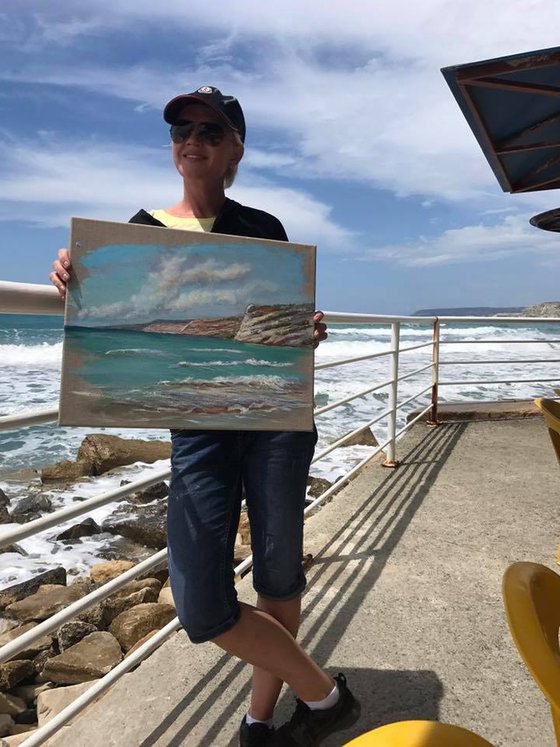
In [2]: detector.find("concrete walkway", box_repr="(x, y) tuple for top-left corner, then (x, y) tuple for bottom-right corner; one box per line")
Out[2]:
(49, 417), (559, 747)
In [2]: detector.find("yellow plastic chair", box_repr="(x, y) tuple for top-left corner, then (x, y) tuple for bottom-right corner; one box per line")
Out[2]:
(502, 561), (560, 744)
(534, 398), (560, 466)
(343, 720), (493, 746)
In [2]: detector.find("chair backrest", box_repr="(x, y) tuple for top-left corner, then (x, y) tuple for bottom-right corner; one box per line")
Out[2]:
(534, 398), (560, 466)
(502, 562), (560, 744)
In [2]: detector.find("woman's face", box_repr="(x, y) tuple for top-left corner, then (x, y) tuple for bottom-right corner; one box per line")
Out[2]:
(171, 103), (243, 186)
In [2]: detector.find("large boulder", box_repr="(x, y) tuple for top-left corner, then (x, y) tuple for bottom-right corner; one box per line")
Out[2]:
(109, 603), (176, 652)
(36, 681), (98, 726)
(10, 495), (52, 521)
(40, 460), (92, 483)
(0, 661), (34, 692)
(0, 623), (53, 660)
(341, 427), (378, 447)
(102, 587), (160, 626)
(89, 560), (134, 585)
(56, 621), (98, 652)
(0, 569), (67, 611)
(76, 434), (170, 476)
(0, 693), (26, 717)
(121, 480), (168, 505)
(41, 632), (122, 685)
(55, 518), (102, 541)
(4, 584), (88, 624)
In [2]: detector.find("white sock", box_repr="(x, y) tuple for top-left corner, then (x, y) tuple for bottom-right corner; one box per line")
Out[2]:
(304, 682), (340, 711)
(245, 713), (273, 728)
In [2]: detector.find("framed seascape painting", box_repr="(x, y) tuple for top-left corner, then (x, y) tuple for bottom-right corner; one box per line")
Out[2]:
(59, 218), (316, 431)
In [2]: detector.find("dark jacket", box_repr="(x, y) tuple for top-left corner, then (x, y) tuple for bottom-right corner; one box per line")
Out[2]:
(129, 197), (288, 242)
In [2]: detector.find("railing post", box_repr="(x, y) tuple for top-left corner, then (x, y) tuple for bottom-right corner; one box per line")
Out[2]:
(428, 318), (440, 425)
(383, 322), (400, 468)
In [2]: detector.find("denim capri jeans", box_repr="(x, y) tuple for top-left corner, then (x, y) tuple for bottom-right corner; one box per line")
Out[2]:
(167, 428), (318, 643)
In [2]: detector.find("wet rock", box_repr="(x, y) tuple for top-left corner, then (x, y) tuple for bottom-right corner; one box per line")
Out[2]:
(89, 560), (134, 585)
(42, 632), (122, 685)
(109, 603), (176, 652)
(56, 621), (98, 652)
(102, 502), (167, 549)
(0, 506), (11, 525)
(121, 480), (168, 504)
(10, 496), (52, 519)
(0, 489), (9, 508)
(0, 544), (28, 556)
(0, 623), (53, 660)
(95, 537), (155, 565)
(4, 584), (88, 624)
(0, 661), (34, 692)
(76, 434), (170, 476)
(40, 460), (92, 484)
(0, 569), (67, 611)
(55, 518), (102, 541)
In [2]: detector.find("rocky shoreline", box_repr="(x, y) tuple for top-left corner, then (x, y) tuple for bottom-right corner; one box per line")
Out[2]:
(0, 428), (377, 743)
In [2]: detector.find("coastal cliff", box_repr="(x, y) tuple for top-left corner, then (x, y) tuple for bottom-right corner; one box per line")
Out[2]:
(520, 301), (560, 317)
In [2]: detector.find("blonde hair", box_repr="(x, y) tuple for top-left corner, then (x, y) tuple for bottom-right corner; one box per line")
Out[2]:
(224, 130), (244, 189)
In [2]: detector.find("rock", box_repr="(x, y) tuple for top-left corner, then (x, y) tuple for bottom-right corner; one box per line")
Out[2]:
(0, 489), (8, 508)
(75, 603), (105, 629)
(0, 544), (28, 556)
(55, 518), (102, 541)
(12, 710), (36, 726)
(521, 301), (560, 317)
(306, 477), (333, 499)
(341, 427), (378, 447)
(41, 632), (122, 685)
(102, 502), (167, 549)
(56, 621), (98, 652)
(102, 588), (160, 626)
(109, 603), (176, 652)
(111, 578), (162, 598)
(31, 651), (51, 682)
(237, 512), (250, 545)
(124, 629), (161, 658)
(0, 715), (14, 738)
(0, 506), (11, 525)
(4, 584), (88, 623)
(233, 544), (252, 564)
(90, 560), (134, 585)
(122, 480), (168, 504)
(95, 537), (154, 565)
(76, 434), (170, 476)
(37, 681), (97, 726)
(2, 731), (37, 746)
(0, 623), (53, 660)
(157, 586), (175, 607)
(11, 683), (52, 707)
(0, 569), (67, 611)
(8, 724), (37, 736)
(0, 693), (26, 717)
(10, 496), (52, 519)
(40, 460), (92, 484)
(0, 662), (34, 692)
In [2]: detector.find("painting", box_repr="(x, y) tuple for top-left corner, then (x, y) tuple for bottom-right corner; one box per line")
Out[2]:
(59, 218), (316, 431)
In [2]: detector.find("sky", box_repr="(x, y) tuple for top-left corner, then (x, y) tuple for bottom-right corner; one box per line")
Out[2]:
(2, 1), (560, 314)
(69, 238), (313, 325)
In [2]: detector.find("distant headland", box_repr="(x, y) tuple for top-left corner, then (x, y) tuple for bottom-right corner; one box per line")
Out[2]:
(413, 302), (560, 317)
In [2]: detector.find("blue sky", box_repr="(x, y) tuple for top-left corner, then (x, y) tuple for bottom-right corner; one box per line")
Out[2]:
(2, 1), (560, 313)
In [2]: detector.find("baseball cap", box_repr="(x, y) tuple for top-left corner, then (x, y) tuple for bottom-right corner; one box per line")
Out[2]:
(163, 85), (246, 143)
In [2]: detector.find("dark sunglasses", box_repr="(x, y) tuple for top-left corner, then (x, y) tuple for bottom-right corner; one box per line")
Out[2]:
(169, 121), (226, 146)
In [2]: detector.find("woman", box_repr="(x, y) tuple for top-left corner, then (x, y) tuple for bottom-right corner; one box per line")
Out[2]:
(50, 85), (359, 747)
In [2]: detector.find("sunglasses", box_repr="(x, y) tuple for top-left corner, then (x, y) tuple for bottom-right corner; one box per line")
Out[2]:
(170, 121), (226, 146)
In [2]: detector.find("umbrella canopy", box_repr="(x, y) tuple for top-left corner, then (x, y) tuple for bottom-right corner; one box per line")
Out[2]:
(442, 46), (560, 195)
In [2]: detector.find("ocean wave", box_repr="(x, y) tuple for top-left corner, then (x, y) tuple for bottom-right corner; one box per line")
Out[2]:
(105, 348), (169, 357)
(176, 358), (291, 368)
(161, 374), (299, 391)
(1, 342), (62, 366)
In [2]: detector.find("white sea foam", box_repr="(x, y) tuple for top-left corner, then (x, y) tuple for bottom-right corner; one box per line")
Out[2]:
(1, 342), (62, 367)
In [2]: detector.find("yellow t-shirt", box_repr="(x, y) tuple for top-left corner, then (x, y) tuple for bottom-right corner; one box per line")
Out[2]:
(149, 209), (215, 232)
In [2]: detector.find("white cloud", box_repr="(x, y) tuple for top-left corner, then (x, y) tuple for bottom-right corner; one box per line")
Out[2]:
(367, 214), (560, 267)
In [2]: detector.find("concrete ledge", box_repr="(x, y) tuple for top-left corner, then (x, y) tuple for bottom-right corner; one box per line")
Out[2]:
(408, 399), (541, 423)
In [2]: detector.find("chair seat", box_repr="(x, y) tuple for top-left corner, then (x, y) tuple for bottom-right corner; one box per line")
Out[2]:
(343, 720), (494, 746)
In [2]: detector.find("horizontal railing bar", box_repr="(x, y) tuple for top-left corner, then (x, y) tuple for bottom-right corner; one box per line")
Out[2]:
(0, 550), (168, 663)
(315, 348), (396, 370)
(440, 316), (560, 323)
(440, 339), (560, 344)
(439, 377), (560, 385)
(395, 402), (433, 436)
(323, 311), (434, 324)
(0, 466), (171, 548)
(18, 616), (182, 747)
(313, 378), (393, 416)
(438, 358), (560, 365)
(0, 407), (58, 431)
(397, 363), (434, 382)
(398, 341), (434, 353)
(0, 281), (63, 316)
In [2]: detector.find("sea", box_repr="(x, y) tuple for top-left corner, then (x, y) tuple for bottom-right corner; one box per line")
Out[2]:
(1, 313), (559, 589)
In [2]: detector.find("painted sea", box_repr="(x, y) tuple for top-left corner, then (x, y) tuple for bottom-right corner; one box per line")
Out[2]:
(1, 313), (559, 588)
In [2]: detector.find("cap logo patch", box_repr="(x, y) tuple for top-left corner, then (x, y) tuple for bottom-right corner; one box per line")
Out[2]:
(197, 86), (213, 94)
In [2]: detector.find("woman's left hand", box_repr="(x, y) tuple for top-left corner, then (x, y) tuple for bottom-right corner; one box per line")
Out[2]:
(313, 311), (328, 349)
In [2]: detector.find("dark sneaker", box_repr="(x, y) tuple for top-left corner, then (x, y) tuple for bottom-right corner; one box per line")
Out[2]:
(239, 715), (275, 747)
(274, 673), (360, 746)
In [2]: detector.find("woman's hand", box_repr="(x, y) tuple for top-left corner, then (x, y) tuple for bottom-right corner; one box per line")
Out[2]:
(313, 311), (328, 349)
(49, 248), (71, 298)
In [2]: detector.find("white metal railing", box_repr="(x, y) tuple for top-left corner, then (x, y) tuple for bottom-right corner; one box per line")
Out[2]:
(1, 283), (560, 744)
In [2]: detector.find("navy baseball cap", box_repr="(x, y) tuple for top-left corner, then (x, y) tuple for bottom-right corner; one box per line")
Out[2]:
(163, 85), (246, 143)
